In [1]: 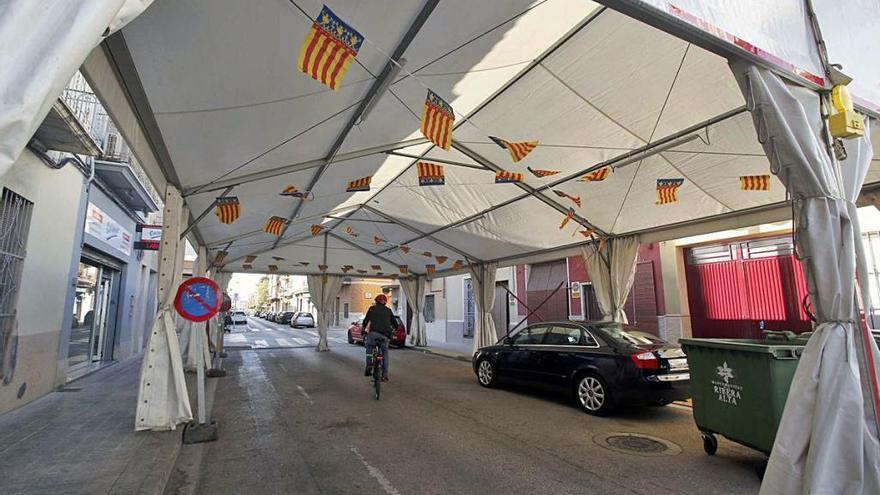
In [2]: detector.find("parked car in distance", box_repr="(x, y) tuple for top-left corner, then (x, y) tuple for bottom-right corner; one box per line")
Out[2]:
(472, 321), (690, 416)
(278, 311), (296, 325)
(347, 315), (407, 348)
(230, 310), (248, 326)
(291, 312), (316, 328)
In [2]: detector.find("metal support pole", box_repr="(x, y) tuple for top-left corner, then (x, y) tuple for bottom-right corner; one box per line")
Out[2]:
(196, 320), (207, 425)
(384, 151), (487, 170)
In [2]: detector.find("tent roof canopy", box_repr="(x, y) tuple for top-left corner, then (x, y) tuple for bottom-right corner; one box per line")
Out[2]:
(108, 0), (880, 276)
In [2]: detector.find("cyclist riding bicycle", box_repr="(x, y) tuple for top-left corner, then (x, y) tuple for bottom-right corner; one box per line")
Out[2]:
(362, 293), (395, 382)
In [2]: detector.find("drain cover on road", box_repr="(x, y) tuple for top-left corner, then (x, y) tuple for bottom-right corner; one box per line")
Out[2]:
(593, 432), (682, 457)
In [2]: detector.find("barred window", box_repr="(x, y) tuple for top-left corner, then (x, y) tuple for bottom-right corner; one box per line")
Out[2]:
(0, 189), (33, 385)
(423, 294), (435, 323)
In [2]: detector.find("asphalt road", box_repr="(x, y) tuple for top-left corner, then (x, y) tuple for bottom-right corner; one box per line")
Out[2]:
(224, 316), (350, 349)
(169, 328), (764, 495)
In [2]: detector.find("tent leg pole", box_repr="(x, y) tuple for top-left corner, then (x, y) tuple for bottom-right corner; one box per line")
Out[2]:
(183, 320), (218, 444)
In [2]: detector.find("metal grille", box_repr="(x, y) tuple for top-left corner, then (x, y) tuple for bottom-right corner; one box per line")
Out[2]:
(0, 189), (33, 385)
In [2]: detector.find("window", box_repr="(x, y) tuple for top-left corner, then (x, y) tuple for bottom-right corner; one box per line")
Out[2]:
(544, 325), (585, 346)
(424, 294), (435, 323)
(511, 326), (548, 345)
(343, 303), (349, 319)
(0, 189), (33, 385)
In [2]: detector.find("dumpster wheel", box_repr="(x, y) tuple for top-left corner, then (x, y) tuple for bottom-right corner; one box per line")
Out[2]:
(701, 433), (718, 455)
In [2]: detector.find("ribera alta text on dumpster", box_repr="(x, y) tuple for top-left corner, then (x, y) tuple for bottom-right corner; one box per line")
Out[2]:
(712, 362), (743, 405)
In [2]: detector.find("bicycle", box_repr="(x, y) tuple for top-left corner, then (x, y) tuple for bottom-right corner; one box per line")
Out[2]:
(369, 340), (385, 400)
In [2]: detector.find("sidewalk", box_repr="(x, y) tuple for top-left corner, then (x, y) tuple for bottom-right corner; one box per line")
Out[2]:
(412, 339), (473, 362)
(0, 355), (181, 495)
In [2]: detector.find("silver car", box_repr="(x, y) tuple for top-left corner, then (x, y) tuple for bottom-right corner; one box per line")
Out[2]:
(291, 312), (315, 328)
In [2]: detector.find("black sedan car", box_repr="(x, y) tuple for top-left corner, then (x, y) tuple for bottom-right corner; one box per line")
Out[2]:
(473, 321), (690, 416)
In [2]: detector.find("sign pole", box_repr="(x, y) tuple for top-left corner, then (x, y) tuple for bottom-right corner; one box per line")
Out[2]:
(197, 320), (207, 425)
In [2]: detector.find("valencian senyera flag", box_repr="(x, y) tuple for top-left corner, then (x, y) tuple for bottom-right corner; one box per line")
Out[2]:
(559, 208), (574, 229)
(264, 216), (287, 236)
(452, 260), (464, 270)
(527, 166), (560, 178)
(417, 162), (445, 186)
(579, 229), (594, 238)
(297, 5), (363, 91)
(740, 174), (770, 191)
(344, 225), (358, 237)
(495, 171), (523, 183)
(399, 265), (409, 274)
(244, 255), (258, 263)
(489, 136), (538, 163)
(280, 184), (313, 200)
(357, 269), (367, 274)
(300, 262), (310, 266)
(656, 178), (684, 205)
(310, 224), (324, 236)
(579, 166), (612, 182)
(213, 251), (228, 265)
(553, 190), (581, 208)
(371, 265), (381, 270)
(346, 176), (371, 192)
(374, 236), (385, 245)
(318, 264), (328, 272)
(421, 90), (454, 150)
(215, 196), (241, 224)
(268, 265), (278, 273)
(341, 266), (352, 273)
(272, 256), (285, 261)
(399, 245), (410, 254)
(421, 251), (433, 258)
(426, 264), (436, 275)
(435, 255), (448, 264)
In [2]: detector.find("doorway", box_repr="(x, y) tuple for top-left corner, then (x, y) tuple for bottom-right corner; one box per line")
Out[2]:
(492, 281), (510, 340)
(463, 278), (475, 338)
(69, 260), (119, 370)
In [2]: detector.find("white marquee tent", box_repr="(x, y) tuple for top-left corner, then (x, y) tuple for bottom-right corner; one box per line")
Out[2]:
(3, 0), (880, 492)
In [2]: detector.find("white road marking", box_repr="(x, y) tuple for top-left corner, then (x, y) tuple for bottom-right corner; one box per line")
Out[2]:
(296, 385), (314, 405)
(227, 334), (246, 343)
(254, 339), (269, 348)
(250, 328), (260, 333)
(276, 338), (292, 347)
(292, 337), (310, 346)
(350, 446), (400, 495)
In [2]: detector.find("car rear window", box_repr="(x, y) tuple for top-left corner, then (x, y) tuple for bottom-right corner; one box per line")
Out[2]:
(233, 311), (246, 316)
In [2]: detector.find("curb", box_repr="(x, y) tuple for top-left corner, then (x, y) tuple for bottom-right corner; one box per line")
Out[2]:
(409, 346), (472, 363)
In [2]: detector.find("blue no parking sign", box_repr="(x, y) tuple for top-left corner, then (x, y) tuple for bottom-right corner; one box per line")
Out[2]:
(174, 277), (221, 322)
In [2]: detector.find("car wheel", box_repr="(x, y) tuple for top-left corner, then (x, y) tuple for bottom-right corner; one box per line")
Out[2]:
(575, 373), (614, 416)
(347, 331), (354, 344)
(476, 359), (497, 388)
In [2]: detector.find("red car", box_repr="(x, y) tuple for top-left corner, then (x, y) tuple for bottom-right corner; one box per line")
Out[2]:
(348, 315), (407, 348)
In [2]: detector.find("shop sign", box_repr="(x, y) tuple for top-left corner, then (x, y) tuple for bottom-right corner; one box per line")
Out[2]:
(712, 361), (742, 406)
(85, 203), (132, 257)
(135, 224), (162, 251)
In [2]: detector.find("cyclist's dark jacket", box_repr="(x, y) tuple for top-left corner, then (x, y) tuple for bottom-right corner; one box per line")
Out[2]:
(362, 303), (395, 338)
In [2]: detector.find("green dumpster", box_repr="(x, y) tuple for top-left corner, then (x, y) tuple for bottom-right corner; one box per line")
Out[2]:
(680, 331), (808, 456)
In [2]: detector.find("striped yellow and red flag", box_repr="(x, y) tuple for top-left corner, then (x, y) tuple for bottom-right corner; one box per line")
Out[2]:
(579, 166), (612, 182)
(280, 184), (313, 200)
(559, 208), (574, 229)
(495, 170), (523, 183)
(552, 190), (582, 208)
(740, 174), (770, 191)
(399, 265), (409, 275)
(426, 264), (436, 275)
(357, 269), (367, 274)
(310, 224), (324, 236)
(527, 166), (561, 178)
(268, 265), (278, 273)
(417, 162), (445, 186)
(489, 136), (538, 163)
(318, 264), (328, 272)
(300, 262), (310, 266)
(264, 216), (286, 236)
(421, 90), (454, 150)
(346, 176), (371, 192)
(344, 225), (358, 237)
(421, 251), (433, 258)
(213, 251), (228, 265)
(296, 5), (363, 91)
(435, 255), (448, 264)
(656, 178), (684, 205)
(371, 265), (381, 270)
(243, 264), (253, 270)
(579, 229), (594, 238)
(373, 236), (385, 245)
(272, 256), (285, 261)
(341, 265), (352, 273)
(399, 245), (410, 254)
(244, 255), (258, 263)
(214, 196), (241, 224)
(452, 260), (464, 270)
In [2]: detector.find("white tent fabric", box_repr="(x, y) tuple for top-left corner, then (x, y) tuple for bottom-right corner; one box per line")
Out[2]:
(581, 236), (639, 323)
(400, 276), (427, 347)
(210, 270), (233, 358)
(470, 263), (498, 353)
(307, 274), (344, 352)
(730, 61), (880, 495)
(0, 0), (153, 176)
(135, 186), (192, 431)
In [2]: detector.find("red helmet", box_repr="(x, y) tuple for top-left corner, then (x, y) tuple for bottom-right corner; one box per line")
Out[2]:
(375, 293), (388, 304)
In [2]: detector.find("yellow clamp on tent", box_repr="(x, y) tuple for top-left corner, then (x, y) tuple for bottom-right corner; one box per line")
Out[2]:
(828, 84), (865, 139)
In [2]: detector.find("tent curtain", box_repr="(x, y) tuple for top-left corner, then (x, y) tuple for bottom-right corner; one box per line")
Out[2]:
(182, 246), (210, 371)
(135, 186), (191, 431)
(731, 60), (880, 494)
(401, 276), (427, 347)
(0, 0), (153, 177)
(470, 263), (498, 353)
(209, 270), (233, 359)
(307, 274), (343, 352)
(581, 235), (639, 323)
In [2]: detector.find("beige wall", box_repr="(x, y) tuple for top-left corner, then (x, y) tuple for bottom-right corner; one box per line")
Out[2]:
(0, 150), (85, 414)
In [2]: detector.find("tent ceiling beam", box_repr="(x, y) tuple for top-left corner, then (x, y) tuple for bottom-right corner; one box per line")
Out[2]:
(181, 137), (429, 197)
(384, 151), (487, 170)
(270, 0), (440, 250)
(327, 215), (395, 224)
(207, 230), (264, 247)
(451, 141), (606, 235)
(361, 204), (484, 262)
(181, 186), (233, 240)
(327, 231), (419, 275)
